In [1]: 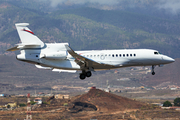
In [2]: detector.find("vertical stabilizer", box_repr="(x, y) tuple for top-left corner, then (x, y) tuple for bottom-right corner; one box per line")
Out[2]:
(15, 23), (44, 46)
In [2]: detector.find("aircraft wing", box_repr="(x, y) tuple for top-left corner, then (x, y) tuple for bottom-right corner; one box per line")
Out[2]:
(52, 68), (76, 73)
(35, 64), (52, 70)
(35, 64), (76, 73)
(65, 45), (115, 70)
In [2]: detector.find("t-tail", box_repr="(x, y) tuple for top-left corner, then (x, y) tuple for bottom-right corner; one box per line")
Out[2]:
(7, 23), (44, 51)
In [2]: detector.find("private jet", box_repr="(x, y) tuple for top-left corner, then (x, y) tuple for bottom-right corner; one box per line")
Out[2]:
(7, 23), (175, 80)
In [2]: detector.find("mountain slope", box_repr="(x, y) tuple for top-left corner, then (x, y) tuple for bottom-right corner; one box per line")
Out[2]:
(53, 8), (180, 35)
(0, 2), (179, 59)
(50, 8), (180, 58)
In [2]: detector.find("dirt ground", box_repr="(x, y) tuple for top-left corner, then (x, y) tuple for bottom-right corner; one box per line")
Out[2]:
(0, 89), (180, 120)
(0, 108), (180, 120)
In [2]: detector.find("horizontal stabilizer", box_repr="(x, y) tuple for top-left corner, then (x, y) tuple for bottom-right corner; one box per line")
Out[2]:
(6, 46), (19, 51)
(16, 43), (42, 46)
(7, 43), (41, 51)
(16, 43), (41, 49)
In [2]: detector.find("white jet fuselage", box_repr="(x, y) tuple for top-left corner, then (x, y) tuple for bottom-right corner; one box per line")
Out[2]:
(8, 23), (175, 80)
(16, 43), (174, 71)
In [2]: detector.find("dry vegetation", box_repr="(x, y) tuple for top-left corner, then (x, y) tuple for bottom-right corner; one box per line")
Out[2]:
(0, 89), (179, 120)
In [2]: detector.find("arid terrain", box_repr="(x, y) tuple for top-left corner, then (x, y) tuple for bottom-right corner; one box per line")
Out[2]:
(0, 88), (180, 120)
(0, 1), (180, 119)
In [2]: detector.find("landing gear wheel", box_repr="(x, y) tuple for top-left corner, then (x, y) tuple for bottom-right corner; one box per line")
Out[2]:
(80, 73), (86, 80)
(152, 71), (155, 75)
(86, 71), (92, 77)
(151, 65), (155, 75)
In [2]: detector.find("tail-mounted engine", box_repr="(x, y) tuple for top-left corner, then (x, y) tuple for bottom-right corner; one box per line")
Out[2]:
(40, 51), (67, 60)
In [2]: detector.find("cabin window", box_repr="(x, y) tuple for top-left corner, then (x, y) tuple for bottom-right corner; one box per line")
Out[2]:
(94, 55), (96, 57)
(123, 54), (125, 57)
(127, 54), (129, 57)
(36, 55), (38, 57)
(116, 54), (118, 57)
(134, 54), (136, 56)
(105, 54), (107, 56)
(154, 52), (158, 55)
(130, 54), (132, 57)
(112, 54), (114, 57)
(87, 55), (89, 57)
(97, 55), (99, 57)
(90, 55), (92, 57)
(119, 54), (121, 57)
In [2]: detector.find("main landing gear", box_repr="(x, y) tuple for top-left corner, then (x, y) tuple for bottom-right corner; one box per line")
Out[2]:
(79, 71), (92, 80)
(151, 65), (155, 75)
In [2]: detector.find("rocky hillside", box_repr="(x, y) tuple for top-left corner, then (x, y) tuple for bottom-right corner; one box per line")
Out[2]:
(73, 88), (146, 112)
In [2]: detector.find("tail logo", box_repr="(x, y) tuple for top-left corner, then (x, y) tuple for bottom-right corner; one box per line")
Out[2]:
(22, 29), (34, 35)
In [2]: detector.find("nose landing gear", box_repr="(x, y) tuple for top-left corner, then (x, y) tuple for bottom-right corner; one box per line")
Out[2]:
(151, 65), (155, 75)
(152, 71), (155, 75)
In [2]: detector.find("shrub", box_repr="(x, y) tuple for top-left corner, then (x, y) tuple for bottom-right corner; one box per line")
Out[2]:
(30, 101), (36, 105)
(163, 101), (172, 107)
(19, 103), (26, 107)
(174, 97), (180, 106)
(64, 103), (68, 106)
(43, 102), (47, 104)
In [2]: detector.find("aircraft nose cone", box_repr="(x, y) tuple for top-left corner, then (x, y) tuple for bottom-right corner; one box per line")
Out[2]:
(162, 56), (175, 63)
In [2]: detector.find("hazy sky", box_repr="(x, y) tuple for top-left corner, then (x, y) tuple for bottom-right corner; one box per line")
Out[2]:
(49, 0), (119, 7)
(156, 0), (180, 14)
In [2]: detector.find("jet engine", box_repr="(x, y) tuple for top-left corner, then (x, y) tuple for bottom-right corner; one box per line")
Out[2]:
(40, 51), (67, 60)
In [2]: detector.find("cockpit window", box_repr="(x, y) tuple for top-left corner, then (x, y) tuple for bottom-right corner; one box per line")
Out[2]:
(154, 52), (159, 55)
